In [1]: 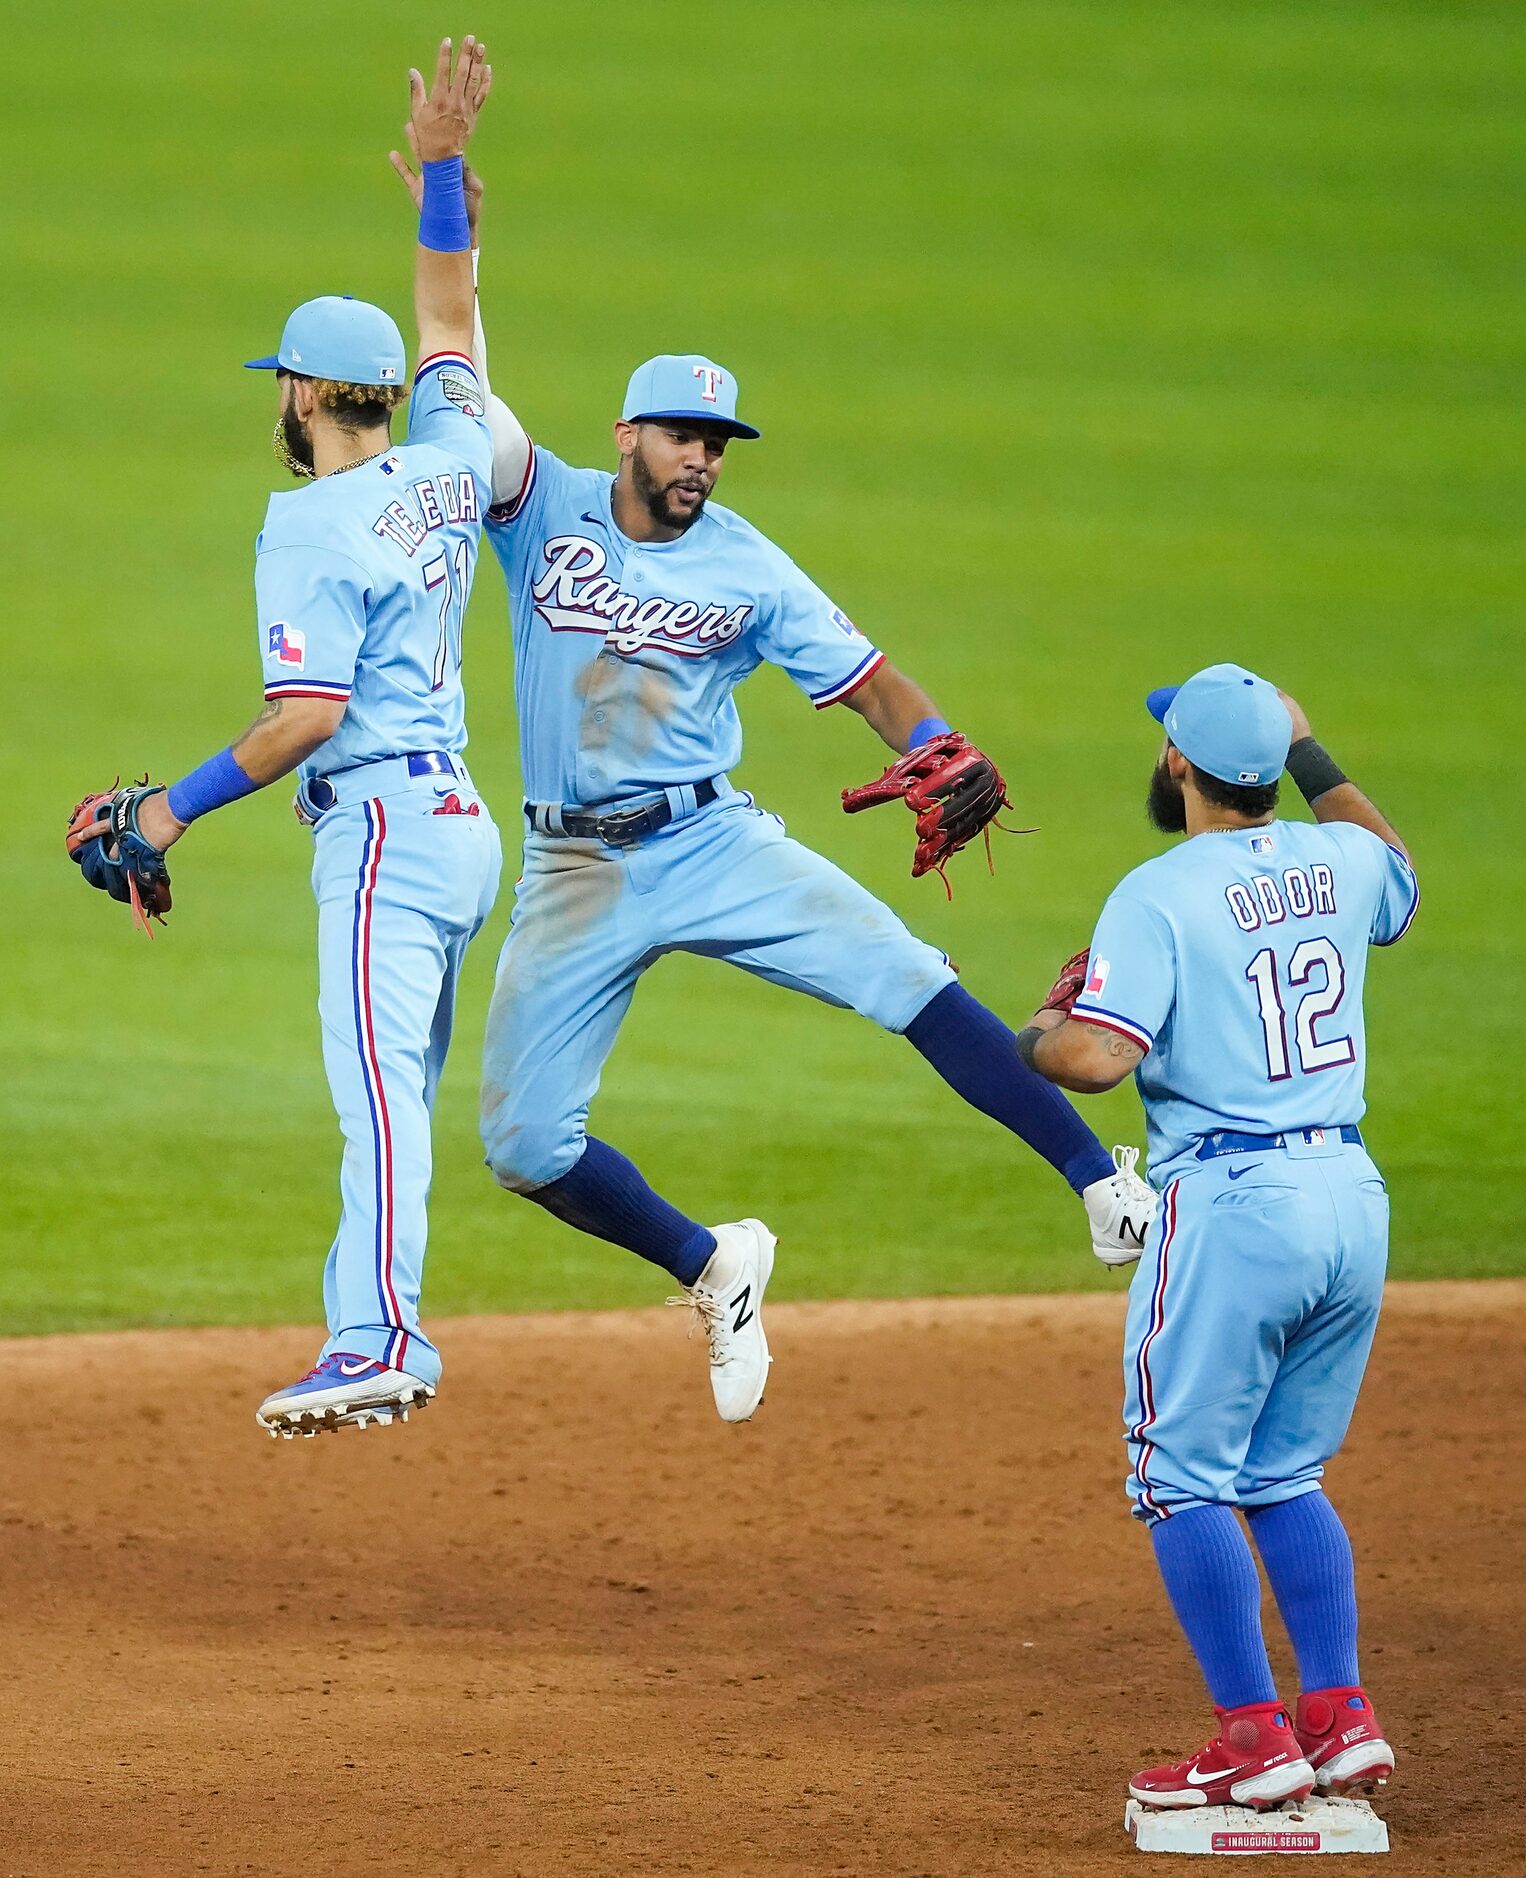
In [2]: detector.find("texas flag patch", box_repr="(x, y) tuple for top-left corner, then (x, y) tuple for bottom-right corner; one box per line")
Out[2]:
(1086, 955), (1111, 997)
(829, 606), (859, 639)
(267, 621), (306, 669)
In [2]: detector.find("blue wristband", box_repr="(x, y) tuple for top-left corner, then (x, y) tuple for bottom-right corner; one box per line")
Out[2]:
(908, 716), (952, 750)
(419, 156), (470, 253)
(166, 747), (258, 825)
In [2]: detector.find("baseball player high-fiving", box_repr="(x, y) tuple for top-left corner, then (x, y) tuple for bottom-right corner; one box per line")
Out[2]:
(69, 38), (501, 1439)
(1019, 666), (1415, 1810)
(389, 141), (1156, 1424)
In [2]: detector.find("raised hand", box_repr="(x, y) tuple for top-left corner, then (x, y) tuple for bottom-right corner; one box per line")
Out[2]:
(407, 34), (493, 164)
(389, 123), (485, 241)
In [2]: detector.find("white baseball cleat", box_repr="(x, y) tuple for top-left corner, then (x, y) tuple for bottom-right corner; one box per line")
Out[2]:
(1083, 1145), (1157, 1267)
(670, 1219), (776, 1422)
(255, 1352), (435, 1440)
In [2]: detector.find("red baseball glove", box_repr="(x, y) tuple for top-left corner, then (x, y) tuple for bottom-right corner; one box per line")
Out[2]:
(842, 731), (1024, 892)
(1040, 948), (1090, 1016)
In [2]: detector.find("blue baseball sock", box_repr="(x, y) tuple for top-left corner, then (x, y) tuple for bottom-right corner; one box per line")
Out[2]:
(903, 983), (1114, 1193)
(524, 1137), (716, 1286)
(1246, 1492), (1361, 1692)
(1151, 1505), (1278, 1710)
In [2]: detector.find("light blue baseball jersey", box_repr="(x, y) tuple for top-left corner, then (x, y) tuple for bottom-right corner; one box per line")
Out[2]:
(483, 444), (885, 805)
(1074, 819), (1419, 1180)
(256, 350), (493, 783)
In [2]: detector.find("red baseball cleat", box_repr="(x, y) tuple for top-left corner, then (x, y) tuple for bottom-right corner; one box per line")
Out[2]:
(1294, 1687), (1395, 1794)
(1130, 1701), (1316, 1810)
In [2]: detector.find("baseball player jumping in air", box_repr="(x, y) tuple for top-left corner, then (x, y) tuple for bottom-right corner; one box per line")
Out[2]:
(1019, 665), (1416, 1809)
(387, 150), (1156, 1424)
(69, 38), (500, 1439)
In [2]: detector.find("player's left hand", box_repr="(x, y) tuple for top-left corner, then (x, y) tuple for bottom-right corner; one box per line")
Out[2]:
(407, 35), (493, 166)
(66, 780), (176, 934)
(841, 731), (1024, 892)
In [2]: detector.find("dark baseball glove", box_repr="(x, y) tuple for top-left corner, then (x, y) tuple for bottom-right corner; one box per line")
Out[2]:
(1040, 948), (1091, 1016)
(841, 731), (1026, 893)
(66, 780), (173, 934)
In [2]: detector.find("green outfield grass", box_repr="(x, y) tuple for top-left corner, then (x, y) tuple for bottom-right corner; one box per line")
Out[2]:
(5, 1), (1519, 1333)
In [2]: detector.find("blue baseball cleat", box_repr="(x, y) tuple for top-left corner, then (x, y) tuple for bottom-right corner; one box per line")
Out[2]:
(255, 1352), (434, 1440)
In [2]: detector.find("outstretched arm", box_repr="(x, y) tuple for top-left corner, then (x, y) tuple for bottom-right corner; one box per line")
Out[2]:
(391, 108), (531, 509)
(127, 695), (345, 854)
(408, 35), (492, 363)
(1016, 1007), (1144, 1093)
(840, 660), (948, 754)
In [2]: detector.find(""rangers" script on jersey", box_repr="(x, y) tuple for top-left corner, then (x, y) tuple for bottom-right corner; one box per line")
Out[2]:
(532, 535), (754, 659)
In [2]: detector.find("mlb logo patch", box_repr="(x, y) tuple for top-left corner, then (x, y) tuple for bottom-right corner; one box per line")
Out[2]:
(830, 606), (859, 639)
(379, 364), (398, 381)
(267, 621), (305, 669)
(1086, 955), (1111, 997)
(1251, 832), (1274, 855)
(380, 454), (400, 476)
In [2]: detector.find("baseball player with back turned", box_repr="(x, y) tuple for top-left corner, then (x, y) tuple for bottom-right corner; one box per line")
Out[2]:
(388, 144), (1157, 1424)
(1019, 665), (1417, 1809)
(68, 38), (499, 1439)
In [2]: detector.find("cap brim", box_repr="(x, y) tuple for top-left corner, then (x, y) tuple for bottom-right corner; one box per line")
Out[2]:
(1145, 685), (1180, 725)
(629, 408), (761, 440)
(244, 355), (281, 371)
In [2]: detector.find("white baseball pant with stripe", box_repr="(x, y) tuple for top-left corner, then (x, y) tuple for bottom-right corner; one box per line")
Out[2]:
(1121, 1136), (1389, 1524)
(310, 769), (500, 1385)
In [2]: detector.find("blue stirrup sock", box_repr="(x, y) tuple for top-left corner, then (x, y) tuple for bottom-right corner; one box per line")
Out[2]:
(903, 983), (1114, 1193)
(524, 1137), (716, 1286)
(1151, 1505), (1279, 1710)
(1246, 1491), (1362, 1692)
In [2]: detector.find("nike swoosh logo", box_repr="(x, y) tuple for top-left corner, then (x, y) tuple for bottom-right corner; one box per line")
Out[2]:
(338, 1358), (381, 1377)
(1227, 1163), (1263, 1180)
(580, 510), (607, 529)
(1186, 1761), (1255, 1786)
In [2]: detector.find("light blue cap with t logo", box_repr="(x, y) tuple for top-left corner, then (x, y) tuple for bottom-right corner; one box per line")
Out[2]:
(621, 353), (761, 439)
(244, 295), (407, 387)
(1145, 663), (1293, 787)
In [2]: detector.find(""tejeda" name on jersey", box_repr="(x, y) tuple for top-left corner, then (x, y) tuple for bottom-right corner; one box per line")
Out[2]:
(371, 472), (481, 555)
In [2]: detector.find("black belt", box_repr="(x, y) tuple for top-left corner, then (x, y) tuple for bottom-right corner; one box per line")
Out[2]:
(1196, 1126), (1364, 1161)
(523, 778), (720, 847)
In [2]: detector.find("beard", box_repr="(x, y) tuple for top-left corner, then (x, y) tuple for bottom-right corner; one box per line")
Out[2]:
(631, 439), (707, 532)
(273, 404), (316, 480)
(1146, 753), (1187, 833)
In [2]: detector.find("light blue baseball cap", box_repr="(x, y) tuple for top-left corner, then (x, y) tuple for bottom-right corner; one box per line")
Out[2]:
(1145, 663), (1293, 787)
(621, 353), (760, 439)
(245, 295), (407, 387)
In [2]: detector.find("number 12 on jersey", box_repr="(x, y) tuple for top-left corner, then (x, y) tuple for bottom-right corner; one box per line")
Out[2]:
(423, 539), (471, 690)
(1246, 938), (1355, 1081)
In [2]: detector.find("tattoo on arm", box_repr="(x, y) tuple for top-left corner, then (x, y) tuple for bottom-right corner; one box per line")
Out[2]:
(1100, 1030), (1146, 1066)
(231, 698), (282, 760)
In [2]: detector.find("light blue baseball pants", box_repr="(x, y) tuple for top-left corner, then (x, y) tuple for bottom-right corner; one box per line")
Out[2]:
(309, 768), (500, 1386)
(1123, 1132), (1390, 1523)
(480, 790), (956, 1191)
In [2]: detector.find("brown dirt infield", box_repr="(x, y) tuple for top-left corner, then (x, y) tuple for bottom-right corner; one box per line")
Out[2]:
(3, 1280), (1521, 1876)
